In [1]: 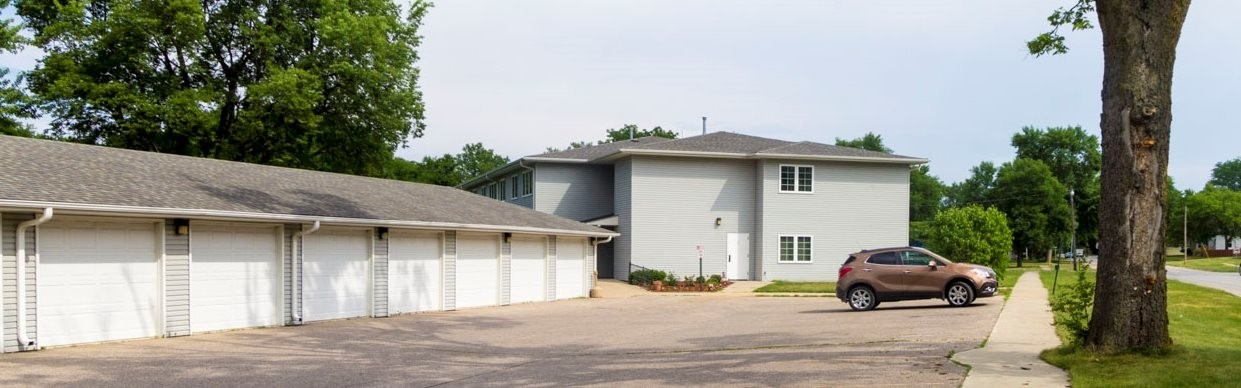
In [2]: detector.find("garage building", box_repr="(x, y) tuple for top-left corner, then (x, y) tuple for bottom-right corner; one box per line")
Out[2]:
(0, 136), (615, 352)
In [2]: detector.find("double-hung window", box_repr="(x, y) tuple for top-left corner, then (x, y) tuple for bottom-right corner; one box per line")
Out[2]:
(521, 171), (534, 196)
(497, 180), (508, 200)
(778, 235), (813, 262)
(509, 175), (519, 199)
(779, 165), (813, 193)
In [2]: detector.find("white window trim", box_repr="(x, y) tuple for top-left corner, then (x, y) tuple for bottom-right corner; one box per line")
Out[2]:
(777, 235), (814, 263)
(778, 164), (815, 194)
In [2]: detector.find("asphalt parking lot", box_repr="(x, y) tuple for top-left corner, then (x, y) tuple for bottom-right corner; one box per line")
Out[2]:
(0, 294), (1002, 387)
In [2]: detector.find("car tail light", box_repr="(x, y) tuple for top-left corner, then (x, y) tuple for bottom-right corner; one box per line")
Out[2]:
(839, 266), (853, 279)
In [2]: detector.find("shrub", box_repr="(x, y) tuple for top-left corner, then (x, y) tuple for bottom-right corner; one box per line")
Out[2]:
(1050, 268), (1094, 345)
(665, 272), (678, 286)
(695, 276), (706, 284)
(629, 269), (666, 286)
(925, 205), (1013, 280)
(708, 274), (722, 285)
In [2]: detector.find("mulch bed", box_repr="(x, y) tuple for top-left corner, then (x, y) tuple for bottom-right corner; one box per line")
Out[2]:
(642, 281), (734, 292)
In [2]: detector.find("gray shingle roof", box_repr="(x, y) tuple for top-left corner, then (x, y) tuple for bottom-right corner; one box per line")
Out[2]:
(0, 136), (612, 235)
(524, 131), (925, 163)
(531, 136), (672, 160)
(755, 141), (923, 161)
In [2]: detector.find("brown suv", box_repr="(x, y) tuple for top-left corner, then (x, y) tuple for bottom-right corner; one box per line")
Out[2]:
(835, 247), (998, 311)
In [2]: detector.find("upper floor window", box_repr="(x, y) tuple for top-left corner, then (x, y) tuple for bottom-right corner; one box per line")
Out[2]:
(521, 171), (534, 196)
(498, 180), (508, 201)
(509, 175), (519, 199)
(779, 165), (813, 193)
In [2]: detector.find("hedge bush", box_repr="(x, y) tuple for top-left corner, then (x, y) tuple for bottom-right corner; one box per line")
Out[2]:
(629, 269), (666, 285)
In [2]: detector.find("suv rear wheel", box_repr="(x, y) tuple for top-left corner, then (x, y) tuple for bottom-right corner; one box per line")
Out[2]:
(945, 281), (974, 307)
(847, 286), (879, 311)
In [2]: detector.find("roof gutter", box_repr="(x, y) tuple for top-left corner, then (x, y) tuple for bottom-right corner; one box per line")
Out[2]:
(289, 220), (320, 324)
(0, 199), (617, 238)
(16, 207), (53, 350)
(610, 149), (928, 165)
(457, 159), (529, 189)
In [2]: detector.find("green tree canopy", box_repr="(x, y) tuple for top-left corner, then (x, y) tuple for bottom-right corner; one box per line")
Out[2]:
(0, 0), (36, 136)
(1186, 186), (1241, 246)
(945, 161), (998, 207)
(456, 142), (510, 181)
(992, 158), (1073, 259)
(910, 165), (945, 222)
(1208, 158), (1241, 190)
(924, 205), (1013, 278)
(604, 124), (678, 143)
(1011, 126), (1102, 246)
(17, 0), (430, 177)
(834, 132), (893, 153)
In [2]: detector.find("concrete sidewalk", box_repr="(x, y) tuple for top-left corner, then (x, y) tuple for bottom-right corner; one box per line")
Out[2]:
(953, 271), (1069, 388)
(1166, 265), (1241, 297)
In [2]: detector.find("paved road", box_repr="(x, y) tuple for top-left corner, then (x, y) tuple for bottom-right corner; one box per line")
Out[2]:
(0, 295), (1002, 387)
(1167, 266), (1241, 297)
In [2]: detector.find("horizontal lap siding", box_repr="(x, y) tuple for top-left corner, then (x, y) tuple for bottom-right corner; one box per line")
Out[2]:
(373, 231), (388, 317)
(534, 164), (614, 221)
(283, 224), (299, 324)
(165, 220), (190, 337)
(613, 159), (632, 280)
(500, 239), (511, 305)
(546, 236), (557, 301)
(3, 213), (36, 353)
(443, 231), (456, 311)
(759, 160), (909, 281)
(629, 156), (756, 280)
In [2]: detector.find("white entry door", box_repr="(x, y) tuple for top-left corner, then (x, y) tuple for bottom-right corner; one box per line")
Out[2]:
(303, 229), (371, 321)
(727, 233), (750, 280)
(190, 224), (281, 333)
(388, 232), (441, 313)
(555, 237), (585, 299)
(39, 219), (160, 347)
(509, 237), (546, 304)
(455, 234), (499, 308)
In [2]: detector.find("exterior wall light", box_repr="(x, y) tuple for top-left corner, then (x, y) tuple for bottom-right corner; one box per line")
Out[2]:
(173, 219), (190, 235)
(714, 217), (722, 227)
(377, 227), (389, 240)
(503, 232), (512, 243)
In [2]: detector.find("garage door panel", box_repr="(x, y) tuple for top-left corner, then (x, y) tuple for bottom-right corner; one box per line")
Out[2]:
(455, 235), (498, 309)
(389, 233), (441, 313)
(303, 230), (371, 321)
(190, 225), (281, 333)
(556, 238), (586, 300)
(40, 220), (160, 347)
(510, 238), (545, 304)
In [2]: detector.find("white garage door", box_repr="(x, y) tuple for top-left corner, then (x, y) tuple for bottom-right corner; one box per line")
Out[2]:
(303, 229), (371, 321)
(191, 224), (280, 333)
(388, 232), (441, 314)
(39, 220), (160, 347)
(455, 234), (499, 309)
(556, 237), (586, 300)
(509, 237), (545, 304)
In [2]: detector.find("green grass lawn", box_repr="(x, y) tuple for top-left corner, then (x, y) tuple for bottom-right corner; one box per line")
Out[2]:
(753, 281), (835, 293)
(1038, 270), (1241, 387)
(1166, 256), (1241, 273)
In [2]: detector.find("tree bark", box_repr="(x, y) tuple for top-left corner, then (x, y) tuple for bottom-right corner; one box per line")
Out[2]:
(1088, 0), (1190, 354)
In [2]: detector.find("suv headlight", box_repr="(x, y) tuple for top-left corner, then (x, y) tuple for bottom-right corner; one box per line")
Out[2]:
(972, 268), (995, 279)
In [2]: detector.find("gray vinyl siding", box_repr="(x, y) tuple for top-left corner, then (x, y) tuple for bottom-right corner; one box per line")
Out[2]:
(165, 220), (190, 337)
(534, 164), (614, 221)
(2, 213), (36, 353)
(628, 156), (757, 280)
(500, 238), (511, 305)
(585, 238), (595, 290)
(545, 236), (557, 301)
(283, 224), (300, 324)
(753, 162), (765, 280)
(613, 158), (632, 280)
(443, 231), (456, 311)
(510, 194), (534, 208)
(759, 160), (909, 281)
(373, 230), (389, 318)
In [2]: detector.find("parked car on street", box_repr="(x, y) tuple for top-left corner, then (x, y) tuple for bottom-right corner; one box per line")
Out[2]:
(836, 247), (999, 311)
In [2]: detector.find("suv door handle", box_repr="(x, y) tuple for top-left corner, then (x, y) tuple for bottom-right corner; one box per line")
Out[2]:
(862, 268), (872, 272)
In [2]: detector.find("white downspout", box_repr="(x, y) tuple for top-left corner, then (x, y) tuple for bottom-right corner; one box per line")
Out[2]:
(588, 235), (614, 298)
(290, 220), (320, 324)
(16, 208), (53, 350)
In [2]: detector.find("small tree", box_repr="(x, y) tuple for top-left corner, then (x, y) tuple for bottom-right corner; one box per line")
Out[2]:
(925, 206), (1013, 278)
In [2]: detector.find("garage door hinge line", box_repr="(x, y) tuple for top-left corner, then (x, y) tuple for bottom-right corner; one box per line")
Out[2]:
(290, 220), (321, 324)
(16, 207), (53, 350)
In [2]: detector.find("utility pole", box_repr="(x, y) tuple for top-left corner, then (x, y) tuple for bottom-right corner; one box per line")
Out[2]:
(1184, 204), (1188, 262)
(1070, 187), (1077, 271)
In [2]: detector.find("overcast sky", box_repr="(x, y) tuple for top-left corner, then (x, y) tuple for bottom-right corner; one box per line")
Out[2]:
(409, 1), (1239, 189)
(2, 2), (1236, 189)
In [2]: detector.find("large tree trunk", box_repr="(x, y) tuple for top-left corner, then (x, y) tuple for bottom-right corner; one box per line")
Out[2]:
(1088, 0), (1190, 354)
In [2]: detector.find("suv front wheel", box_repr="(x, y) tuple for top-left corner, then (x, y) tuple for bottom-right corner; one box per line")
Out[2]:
(847, 286), (879, 311)
(945, 281), (975, 307)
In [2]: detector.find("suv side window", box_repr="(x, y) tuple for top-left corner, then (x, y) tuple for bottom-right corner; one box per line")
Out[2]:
(900, 251), (936, 266)
(866, 252), (901, 265)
